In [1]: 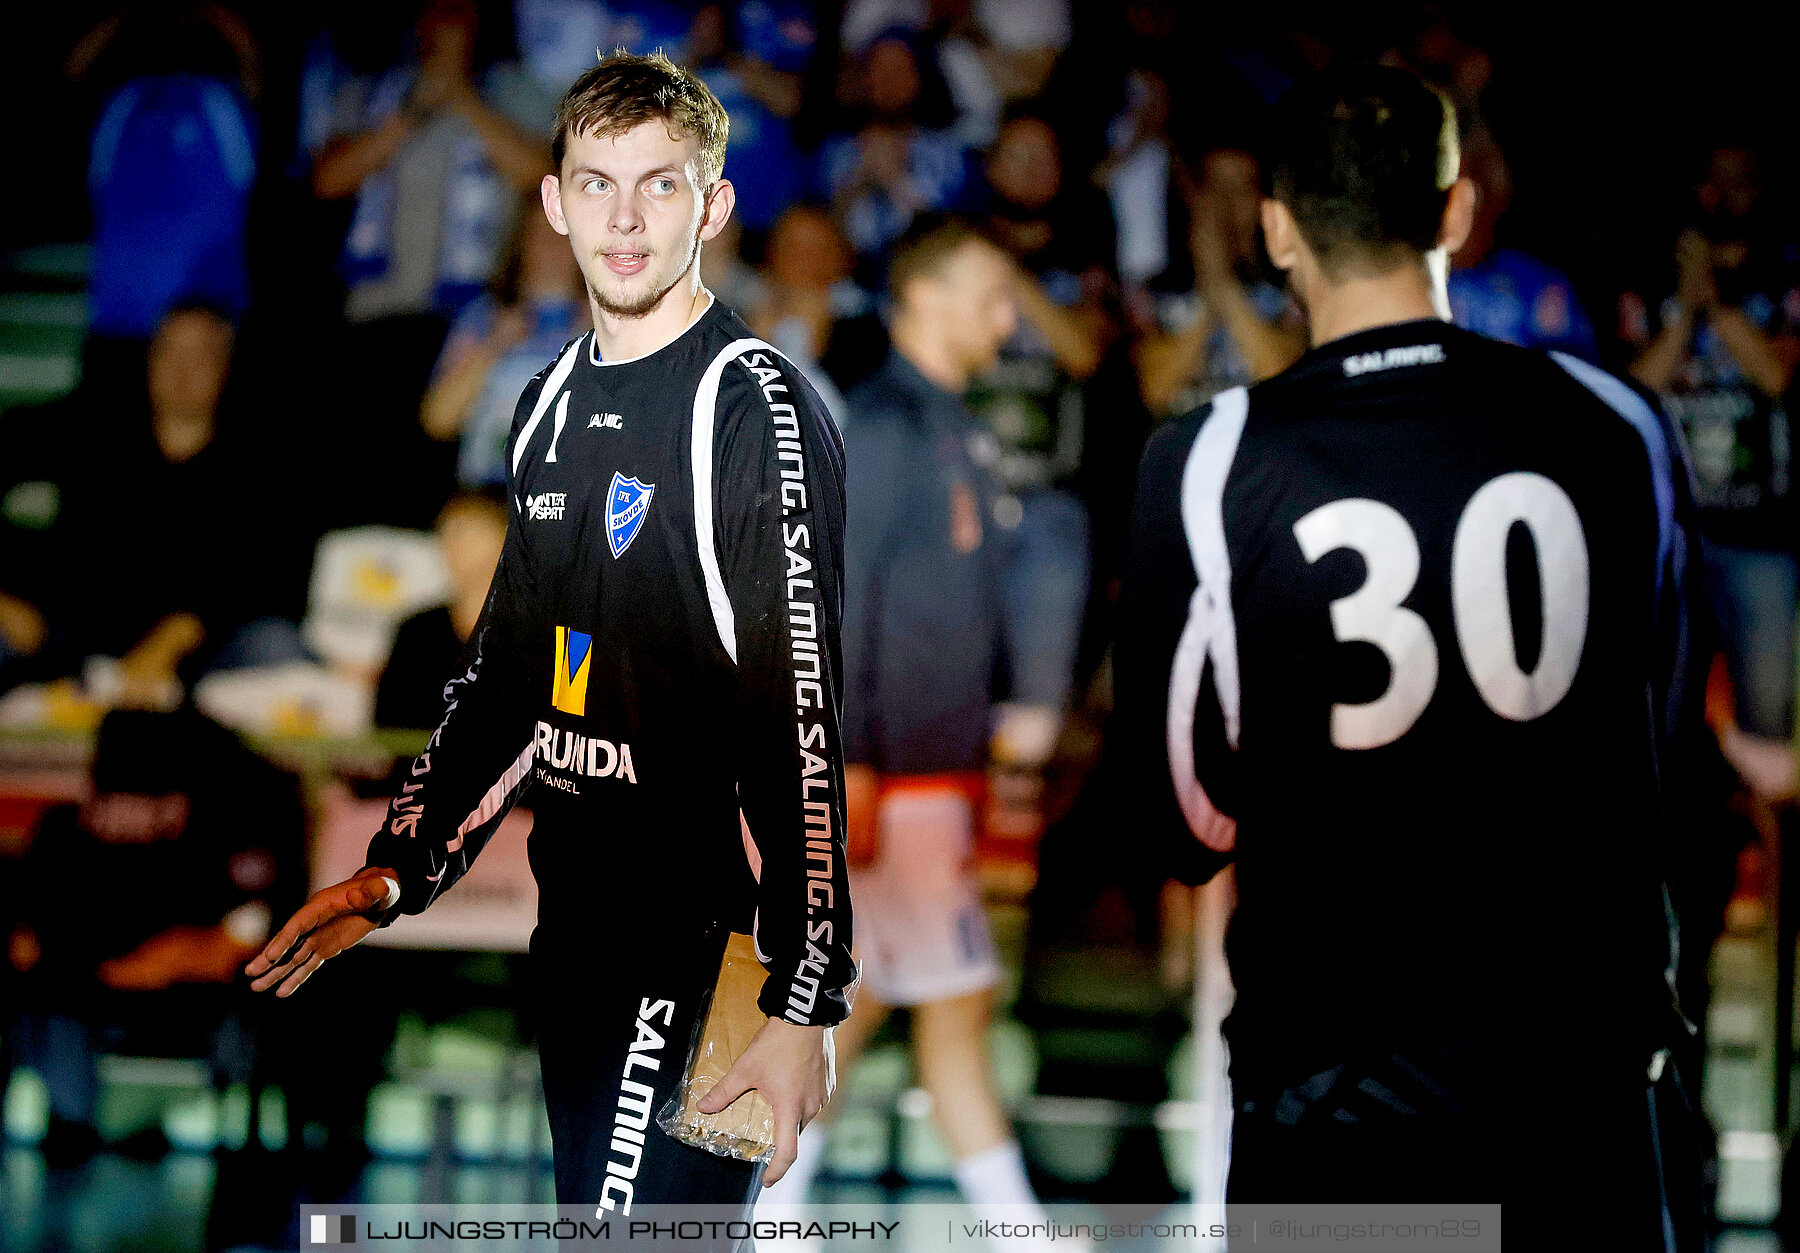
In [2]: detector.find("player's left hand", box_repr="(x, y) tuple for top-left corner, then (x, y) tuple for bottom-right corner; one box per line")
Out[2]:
(697, 1018), (835, 1184)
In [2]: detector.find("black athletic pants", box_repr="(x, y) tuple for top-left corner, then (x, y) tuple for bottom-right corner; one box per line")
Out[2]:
(532, 923), (763, 1248)
(1225, 1048), (1706, 1252)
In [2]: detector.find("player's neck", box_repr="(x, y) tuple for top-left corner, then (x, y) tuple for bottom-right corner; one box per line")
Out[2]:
(1302, 255), (1450, 348)
(588, 278), (711, 363)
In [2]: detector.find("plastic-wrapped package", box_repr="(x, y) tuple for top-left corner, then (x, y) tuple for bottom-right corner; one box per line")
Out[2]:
(656, 932), (778, 1162)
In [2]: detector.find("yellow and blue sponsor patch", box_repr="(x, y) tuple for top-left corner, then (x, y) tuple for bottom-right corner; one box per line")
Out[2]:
(552, 626), (592, 716)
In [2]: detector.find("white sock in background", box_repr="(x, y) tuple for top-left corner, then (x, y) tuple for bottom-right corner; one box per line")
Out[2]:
(953, 1139), (1041, 1210)
(760, 1122), (830, 1203)
(954, 1141), (1085, 1253)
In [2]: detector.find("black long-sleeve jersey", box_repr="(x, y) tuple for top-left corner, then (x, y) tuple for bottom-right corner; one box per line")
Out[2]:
(365, 297), (856, 1027)
(1116, 320), (1705, 1091)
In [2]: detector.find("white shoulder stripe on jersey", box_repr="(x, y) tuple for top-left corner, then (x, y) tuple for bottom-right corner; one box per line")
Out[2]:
(1167, 386), (1248, 852)
(1550, 352), (1676, 594)
(691, 335), (804, 665)
(511, 334), (588, 481)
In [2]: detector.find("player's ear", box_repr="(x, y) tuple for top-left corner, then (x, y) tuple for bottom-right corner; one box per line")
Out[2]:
(1261, 198), (1302, 273)
(541, 173), (570, 237)
(699, 178), (736, 243)
(1437, 177), (1477, 256)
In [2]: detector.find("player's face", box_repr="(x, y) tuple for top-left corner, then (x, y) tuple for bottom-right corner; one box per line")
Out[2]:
(545, 120), (731, 320)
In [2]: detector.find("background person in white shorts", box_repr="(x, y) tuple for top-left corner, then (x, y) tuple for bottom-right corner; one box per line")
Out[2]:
(761, 216), (1050, 1232)
(855, 773), (1002, 1007)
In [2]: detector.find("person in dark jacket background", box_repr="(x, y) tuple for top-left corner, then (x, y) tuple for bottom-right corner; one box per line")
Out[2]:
(765, 215), (1059, 1232)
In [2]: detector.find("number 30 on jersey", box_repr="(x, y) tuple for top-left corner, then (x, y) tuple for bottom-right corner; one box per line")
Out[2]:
(1293, 471), (1590, 750)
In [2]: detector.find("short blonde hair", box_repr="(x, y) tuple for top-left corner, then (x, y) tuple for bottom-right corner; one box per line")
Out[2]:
(552, 50), (729, 187)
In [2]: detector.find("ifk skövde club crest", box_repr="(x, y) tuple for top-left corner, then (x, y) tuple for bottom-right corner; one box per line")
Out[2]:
(607, 471), (655, 558)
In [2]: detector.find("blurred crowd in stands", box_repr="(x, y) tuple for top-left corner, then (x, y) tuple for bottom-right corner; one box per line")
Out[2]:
(2, 0), (1796, 744)
(0, 0), (1797, 1215)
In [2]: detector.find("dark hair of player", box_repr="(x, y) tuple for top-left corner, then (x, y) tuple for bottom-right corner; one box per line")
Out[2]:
(886, 212), (991, 300)
(1266, 65), (1459, 281)
(551, 50), (730, 187)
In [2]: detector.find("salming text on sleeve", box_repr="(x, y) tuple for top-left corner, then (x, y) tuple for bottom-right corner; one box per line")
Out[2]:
(712, 345), (856, 1025)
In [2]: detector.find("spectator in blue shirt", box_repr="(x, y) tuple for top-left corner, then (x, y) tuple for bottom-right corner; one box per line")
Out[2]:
(311, 0), (551, 325)
(71, 2), (261, 359)
(1447, 129), (1597, 361)
(86, 76), (256, 344)
(1623, 142), (1800, 793)
(515, 0), (687, 86)
(688, 1), (816, 233)
(820, 31), (979, 273)
(1135, 144), (1304, 417)
(307, 0), (552, 526)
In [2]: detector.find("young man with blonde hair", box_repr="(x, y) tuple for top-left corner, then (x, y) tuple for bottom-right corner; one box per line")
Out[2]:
(247, 51), (854, 1228)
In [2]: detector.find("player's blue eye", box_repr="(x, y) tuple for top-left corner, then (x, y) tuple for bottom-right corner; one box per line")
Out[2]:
(584, 179), (608, 193)
(652, 179), (675, 194)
